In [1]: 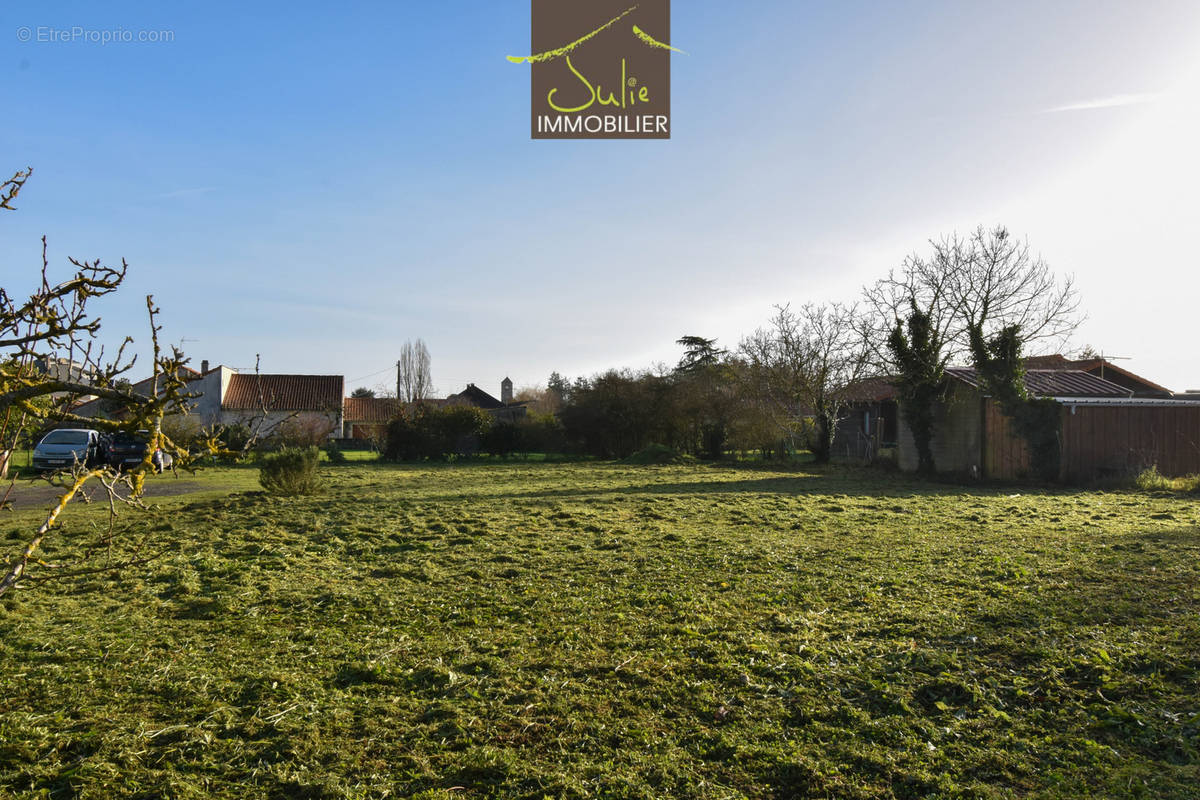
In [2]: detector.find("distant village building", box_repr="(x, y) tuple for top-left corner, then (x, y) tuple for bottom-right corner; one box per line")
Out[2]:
(341, 380), (528, 440)
(341, 397), (401, 440)
(75, 363), (343, 439)
(75, 361), (525, 446)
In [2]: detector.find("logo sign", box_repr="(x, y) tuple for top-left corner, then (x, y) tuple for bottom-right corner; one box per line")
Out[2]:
(510, 1), (676, 140)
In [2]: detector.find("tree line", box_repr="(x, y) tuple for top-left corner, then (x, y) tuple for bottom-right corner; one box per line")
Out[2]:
(537, 226), (1079, 471)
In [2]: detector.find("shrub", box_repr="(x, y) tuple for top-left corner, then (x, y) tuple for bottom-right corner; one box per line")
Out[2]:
(324, 441), (347, 464)
(481, 422), (520, 458)
(383, 404), (493, 461)
(1135, 466), (1200, 493)
(272, 415), (337, 448)
(160, 414), (204, 450)
(624, 444), (693, 465)
(215, 422), (254, 453)
(520, 413), (567, 454)
(433, 406), (493, 456)
(479, 414), (568, 457)
(259, 447), (321, 495)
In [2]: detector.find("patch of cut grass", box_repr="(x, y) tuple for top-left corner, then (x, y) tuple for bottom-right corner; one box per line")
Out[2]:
(1, 462), (1198, 798)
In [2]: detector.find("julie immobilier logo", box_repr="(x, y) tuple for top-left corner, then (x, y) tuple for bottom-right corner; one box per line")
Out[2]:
(508, 1), (682, 140)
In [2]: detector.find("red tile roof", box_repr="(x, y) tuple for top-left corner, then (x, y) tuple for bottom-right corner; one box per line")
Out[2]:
(342, 397), (401, 423)
(221, 374), (344, 411)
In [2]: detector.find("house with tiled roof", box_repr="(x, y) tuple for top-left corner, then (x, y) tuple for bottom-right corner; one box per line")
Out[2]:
(194, 366), (343, 437)
(77, 362), (344, 441)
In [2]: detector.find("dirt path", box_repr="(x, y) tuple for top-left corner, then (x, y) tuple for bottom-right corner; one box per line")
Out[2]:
(2, 477), (228, 511)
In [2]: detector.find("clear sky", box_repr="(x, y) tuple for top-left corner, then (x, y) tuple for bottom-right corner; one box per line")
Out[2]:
(3, 1), (1199, 395)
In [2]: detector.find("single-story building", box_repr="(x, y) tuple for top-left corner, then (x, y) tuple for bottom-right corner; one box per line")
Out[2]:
(833, 377), (898, 462)
(341, 397), (401, 440)
(215, 371), (344, 441)
(886, 361), (1200, 481)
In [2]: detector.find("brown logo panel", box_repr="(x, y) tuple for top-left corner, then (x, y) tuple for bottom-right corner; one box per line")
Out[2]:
(527, 0), (671, 139)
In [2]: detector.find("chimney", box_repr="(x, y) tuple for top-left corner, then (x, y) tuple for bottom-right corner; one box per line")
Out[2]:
(201, 359), (209, 373)
(501, 377), (513, 405)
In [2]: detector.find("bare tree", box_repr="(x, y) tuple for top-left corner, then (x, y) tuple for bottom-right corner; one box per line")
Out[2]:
(740, 303), (869, 463)
(862, 226), (1082, 474)
(863, 225), (1081, 368)
(953, 226), (1081, 351)
(1, 167), (206, 597)
(396, 339), (433, 403)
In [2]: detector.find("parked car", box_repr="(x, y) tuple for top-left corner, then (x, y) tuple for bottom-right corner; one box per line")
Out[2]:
(32, 429), (102, 471)
(105, 430), (173, 473)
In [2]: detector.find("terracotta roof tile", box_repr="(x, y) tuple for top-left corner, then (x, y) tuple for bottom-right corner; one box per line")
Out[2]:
(342, 397), (401, 423)
(222, 374), (343, 411)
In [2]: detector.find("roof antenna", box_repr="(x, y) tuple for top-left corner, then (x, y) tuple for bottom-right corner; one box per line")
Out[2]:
(1097, 351), (1132, 381)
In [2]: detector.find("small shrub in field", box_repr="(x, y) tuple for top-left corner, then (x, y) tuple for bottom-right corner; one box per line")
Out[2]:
(625, 444), (693, 465)
(1136, 466), (1169, 491)
(1135, 466), (1200, 493)
(324, 442), (347, 464)
(259, 447), (321, 495)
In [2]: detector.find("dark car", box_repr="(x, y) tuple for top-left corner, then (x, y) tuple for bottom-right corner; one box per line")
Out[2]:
(105, 430), (173, 473)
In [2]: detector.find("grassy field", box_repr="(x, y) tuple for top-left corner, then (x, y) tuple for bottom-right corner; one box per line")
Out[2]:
(1, 461), (1198, 799)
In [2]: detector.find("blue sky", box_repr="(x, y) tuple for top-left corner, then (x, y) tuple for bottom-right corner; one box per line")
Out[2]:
(3, 0), (1199, 395)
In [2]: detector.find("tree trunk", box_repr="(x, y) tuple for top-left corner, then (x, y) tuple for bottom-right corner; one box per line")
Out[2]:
(916, 439), (936, 477)
(901, 398), (937, 477)
(812, 414), (833, 464)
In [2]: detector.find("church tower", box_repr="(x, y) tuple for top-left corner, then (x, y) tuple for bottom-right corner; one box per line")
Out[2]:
(501, 377), (513, 405)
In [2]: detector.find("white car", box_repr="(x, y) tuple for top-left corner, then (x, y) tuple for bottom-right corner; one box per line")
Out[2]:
(32, 428), (102, 471)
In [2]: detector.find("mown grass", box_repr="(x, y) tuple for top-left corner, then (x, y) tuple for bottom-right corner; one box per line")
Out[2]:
(1, 462), (1198, 799)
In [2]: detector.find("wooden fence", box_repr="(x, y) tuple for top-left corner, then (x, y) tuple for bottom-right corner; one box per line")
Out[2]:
(982, 401), (1200, 481)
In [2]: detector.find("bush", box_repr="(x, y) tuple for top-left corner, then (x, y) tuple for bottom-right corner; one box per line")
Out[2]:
(215, 422), (254, 453)
(259, 447), (321, 495)
(160, 414), (204, 451)
(624, 444), (693, 465)
(481, 422), (520, 458)
(324, 441), (347, 464)
(478, 414), (568, 457)
(271, 415), (338, 449)
(1135, 466), (1200, 493)
(383, 404), (493, 461)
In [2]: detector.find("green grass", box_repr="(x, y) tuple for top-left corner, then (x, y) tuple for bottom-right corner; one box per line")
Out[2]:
(1134, 466), (1200, 493)
(1, 462), (1198, 799)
